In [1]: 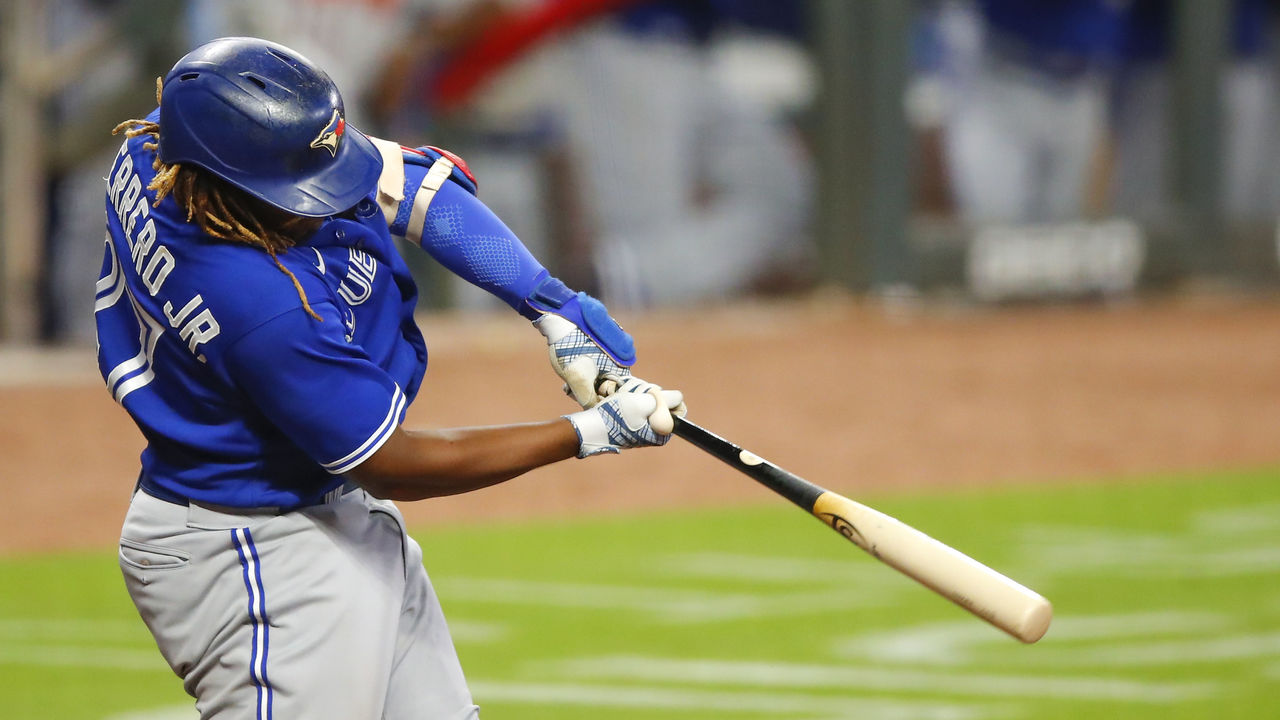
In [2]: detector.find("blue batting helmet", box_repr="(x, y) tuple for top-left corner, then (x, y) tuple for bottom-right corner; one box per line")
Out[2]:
(157, 37), (381, 217)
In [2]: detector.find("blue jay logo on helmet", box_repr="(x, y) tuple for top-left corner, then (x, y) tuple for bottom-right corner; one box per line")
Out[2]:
(310, 109), (345, 157)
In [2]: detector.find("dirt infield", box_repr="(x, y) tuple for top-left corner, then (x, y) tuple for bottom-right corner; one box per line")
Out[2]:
(4, 292), (1279, 554)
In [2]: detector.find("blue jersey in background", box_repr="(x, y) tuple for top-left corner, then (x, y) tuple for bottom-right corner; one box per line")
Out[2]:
(979, 0), (1129, 76)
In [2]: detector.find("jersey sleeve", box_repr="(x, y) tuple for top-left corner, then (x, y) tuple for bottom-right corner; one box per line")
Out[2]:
(221, 302), (406, 475)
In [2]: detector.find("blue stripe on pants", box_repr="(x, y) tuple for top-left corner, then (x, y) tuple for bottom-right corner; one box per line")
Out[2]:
(233, 528), (273, 720)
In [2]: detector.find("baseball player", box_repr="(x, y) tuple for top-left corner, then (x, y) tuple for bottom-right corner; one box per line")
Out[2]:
(942, 0), (1129, 223)
(97, 37), (684, 719)
(1111, 0), (1279, 223)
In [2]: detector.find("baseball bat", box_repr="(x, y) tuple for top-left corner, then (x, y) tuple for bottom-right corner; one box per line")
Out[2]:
(672, 417), (1052, 643)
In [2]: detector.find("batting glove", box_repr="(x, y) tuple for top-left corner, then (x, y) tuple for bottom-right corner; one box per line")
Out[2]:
(565, 377), (687, 458)
(536, 313), (633, 408)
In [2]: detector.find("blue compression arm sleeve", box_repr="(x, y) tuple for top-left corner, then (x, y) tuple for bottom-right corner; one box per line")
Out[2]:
(391, 148), (634, 363)
(413, 178), (549, 312)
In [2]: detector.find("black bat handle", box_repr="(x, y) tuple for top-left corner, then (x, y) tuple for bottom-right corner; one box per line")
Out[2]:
(672, 417), (826, 512)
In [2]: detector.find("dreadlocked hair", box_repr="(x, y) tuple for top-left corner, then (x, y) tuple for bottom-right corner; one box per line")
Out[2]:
(112, 78), (324, 321)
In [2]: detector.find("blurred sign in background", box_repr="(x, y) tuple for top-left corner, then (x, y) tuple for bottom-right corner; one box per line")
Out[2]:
(2, 0), (1278, 344)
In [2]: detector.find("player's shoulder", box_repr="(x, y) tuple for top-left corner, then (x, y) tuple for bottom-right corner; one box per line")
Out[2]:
(183, 240), (333, 338)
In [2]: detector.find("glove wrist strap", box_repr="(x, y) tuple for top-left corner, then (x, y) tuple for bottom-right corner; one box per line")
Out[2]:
(564, 411), (618, 458)
(525, 276), (636, 367)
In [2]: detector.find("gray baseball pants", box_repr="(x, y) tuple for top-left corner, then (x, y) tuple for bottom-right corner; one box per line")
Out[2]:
(119, 486), (480, 719)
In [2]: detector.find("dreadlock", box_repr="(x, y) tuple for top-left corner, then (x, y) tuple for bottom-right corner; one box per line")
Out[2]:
(112, 78), (324, 321)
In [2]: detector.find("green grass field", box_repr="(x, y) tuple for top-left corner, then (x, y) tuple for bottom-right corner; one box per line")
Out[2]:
(2, 469), (1277, 719)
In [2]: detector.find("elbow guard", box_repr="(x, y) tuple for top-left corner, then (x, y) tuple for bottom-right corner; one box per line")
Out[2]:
(409, 145), (478, 195)
(368, 137), (479, 241)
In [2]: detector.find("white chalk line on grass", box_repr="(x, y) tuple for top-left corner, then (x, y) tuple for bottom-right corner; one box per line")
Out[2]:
(1192, 503), (1280, 536)
(655, 551), (909, 588)
(0, 645), (169, 672)
(1055, 631), (1280, 667)
(439, 576), (881, 622)
(101, 683), (999, 720)
(553, 655), (1213, 704)
(102, 708), (193, 720)
(468, 681), (1003, 720)
(833, 612), (1229, 666)
(1018, 527), (1280, 578)
(1018, 503), (1280, 578)
(833, 612), (1280, 677)
(0, 618), (149, 643)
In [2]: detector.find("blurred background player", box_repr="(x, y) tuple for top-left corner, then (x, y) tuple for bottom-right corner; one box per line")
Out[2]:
(318, 0), (818, 309)
(10, 0), (1280, 348)
(939, 0), (1129, 224)
(40, 0), (187, 344)
(550, 0), (816, 307)
(1110, 0), (1279, 226)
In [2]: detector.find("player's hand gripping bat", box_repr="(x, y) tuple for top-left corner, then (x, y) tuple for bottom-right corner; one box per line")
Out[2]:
(671, 417), (1052, 643)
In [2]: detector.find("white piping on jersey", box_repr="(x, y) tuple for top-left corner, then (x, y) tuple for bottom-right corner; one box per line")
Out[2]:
(94, 237), (126, 312)
(99, 234), (165, 405)
(322, 384), (406, 475)
(104, 351), (147, 396)
(97, 237), (158, 403)
(405, 158), (456, 247)
(110, 292), (165, 403)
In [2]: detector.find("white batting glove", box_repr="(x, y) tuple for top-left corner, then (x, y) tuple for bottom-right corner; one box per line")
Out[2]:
(536, 313), (631, 409)
(565, 377), (687, 458)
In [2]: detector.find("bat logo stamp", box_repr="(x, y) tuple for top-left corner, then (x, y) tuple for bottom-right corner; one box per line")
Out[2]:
(816, 511), (876, 557)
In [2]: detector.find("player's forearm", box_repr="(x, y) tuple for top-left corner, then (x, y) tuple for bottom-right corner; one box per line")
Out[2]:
(349, 419), (580, 501)
(412, 180), (548, 312)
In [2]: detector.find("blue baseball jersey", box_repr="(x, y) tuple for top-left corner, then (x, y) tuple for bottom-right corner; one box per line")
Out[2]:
(97, 112), (427, 508)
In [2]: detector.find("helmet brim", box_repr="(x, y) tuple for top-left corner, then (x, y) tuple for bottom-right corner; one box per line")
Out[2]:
(228, 125), (384, 218)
